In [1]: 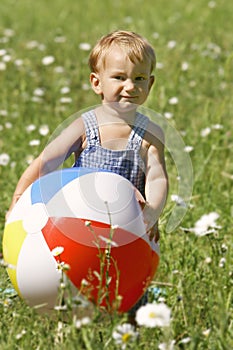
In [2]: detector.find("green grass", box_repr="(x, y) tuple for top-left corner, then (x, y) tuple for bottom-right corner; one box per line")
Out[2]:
(0, 0), (233, 348)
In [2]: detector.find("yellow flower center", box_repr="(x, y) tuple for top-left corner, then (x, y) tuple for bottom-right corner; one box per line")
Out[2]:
(122, 333), (131, 343)
(149, 312), (156, 318)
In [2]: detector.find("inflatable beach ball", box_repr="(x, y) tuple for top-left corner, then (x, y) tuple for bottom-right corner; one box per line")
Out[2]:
(3, 168), (159, 312)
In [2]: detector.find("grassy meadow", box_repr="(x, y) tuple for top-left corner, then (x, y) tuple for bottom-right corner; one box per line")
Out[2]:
(0, 0), (233, 348)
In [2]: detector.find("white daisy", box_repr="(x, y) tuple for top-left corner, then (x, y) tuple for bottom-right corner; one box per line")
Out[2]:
(0, 62), (7, 71)
(192, 212), (220, 236)
(4, 28), (15, 37)
(171, 194), (187, 207)
(181, 61), (189, 71)
(2, 54), (12, 62)
(60, 86), (70, 94)
(184, 145), (194, 153)
(156, 62), (164, 69)
(39, 124), (49, 136)
(0, 153), (10, 166)
(60, 97), (72, 104)
(29, 139), (40, 146)
(54, 66), (65, 73)
(79, 42), (91, 51)
(5, 122), (12, 129)
(167, 40), (176, 49)
(33, 88), (45, 97)
(75, 316), (91, 329)
(112, 323), (138, 349)
(42, 55), (55, 65)
(14, 59), (24, 67)
(25, 155), (34, 165)
(51, 246), (64, 257)
(219, 257), (226, 268)
(26, 40), (39, 49)
(0, 49), (7, 56)
(26, 124), (36, 132)
(200, 127), (211, 137)
(168, 96), (179, 105)
(158, 340), (175, 350)
(136, 302), (171, 328)
(164, 112), (173, 119)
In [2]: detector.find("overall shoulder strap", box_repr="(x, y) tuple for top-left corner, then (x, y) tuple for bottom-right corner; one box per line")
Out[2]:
(82, 110), (100, 146)
(127, 113), (149, 150)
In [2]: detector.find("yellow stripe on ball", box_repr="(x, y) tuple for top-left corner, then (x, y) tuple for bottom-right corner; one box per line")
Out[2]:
(3, 221), (27, 296)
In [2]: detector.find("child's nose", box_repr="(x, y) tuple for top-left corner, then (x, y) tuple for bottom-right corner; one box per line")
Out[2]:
(124, 79), (135, 91)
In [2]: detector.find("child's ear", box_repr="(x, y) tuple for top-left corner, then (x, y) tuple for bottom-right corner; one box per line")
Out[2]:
(149, 75), (155, 91)
(90, 72), (102, 95)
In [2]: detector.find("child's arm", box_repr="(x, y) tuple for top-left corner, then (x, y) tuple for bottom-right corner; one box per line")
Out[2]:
(6, 117), (85, 219)
(143, 122), (168, 242)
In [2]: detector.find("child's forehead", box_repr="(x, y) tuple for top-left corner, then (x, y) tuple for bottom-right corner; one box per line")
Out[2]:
(105, 44), (130, 61)
(98, 43), (150, 70)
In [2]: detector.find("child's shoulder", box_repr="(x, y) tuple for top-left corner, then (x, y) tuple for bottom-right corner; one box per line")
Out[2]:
(144, 118), (165, 145)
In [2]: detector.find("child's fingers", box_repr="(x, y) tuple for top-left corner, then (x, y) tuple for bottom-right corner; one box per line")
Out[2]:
(147, 226), (160, 242)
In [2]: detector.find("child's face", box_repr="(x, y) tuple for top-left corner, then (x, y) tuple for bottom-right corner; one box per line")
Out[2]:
(90, 45), (154, 106)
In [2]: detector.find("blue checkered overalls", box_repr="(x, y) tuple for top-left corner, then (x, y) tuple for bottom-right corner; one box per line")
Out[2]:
(74, 109), (149, 314)
(74, 109), (149, 198)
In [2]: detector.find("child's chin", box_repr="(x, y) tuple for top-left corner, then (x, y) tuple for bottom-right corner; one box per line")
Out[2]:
(110, 101), (139, 111)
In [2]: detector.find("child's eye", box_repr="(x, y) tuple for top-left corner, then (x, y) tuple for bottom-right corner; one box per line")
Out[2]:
(114, 76), (125, 81)
(135, 76), (146, 81)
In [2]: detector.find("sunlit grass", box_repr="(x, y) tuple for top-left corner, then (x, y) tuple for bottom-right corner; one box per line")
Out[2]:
(0, 0), (232, 348)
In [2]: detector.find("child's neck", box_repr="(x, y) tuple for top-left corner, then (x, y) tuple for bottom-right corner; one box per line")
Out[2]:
(95, 103), (137, 126)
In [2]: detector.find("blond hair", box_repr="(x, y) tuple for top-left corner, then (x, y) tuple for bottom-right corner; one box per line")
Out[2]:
(89, 30), (156, 73)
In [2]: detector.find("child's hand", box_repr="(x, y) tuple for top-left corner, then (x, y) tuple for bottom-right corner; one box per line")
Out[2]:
(143, 205), (160, 242)
(147, 222), (160, 243)
(134, 189), (146, 209)
(135, 190), (160, 243)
